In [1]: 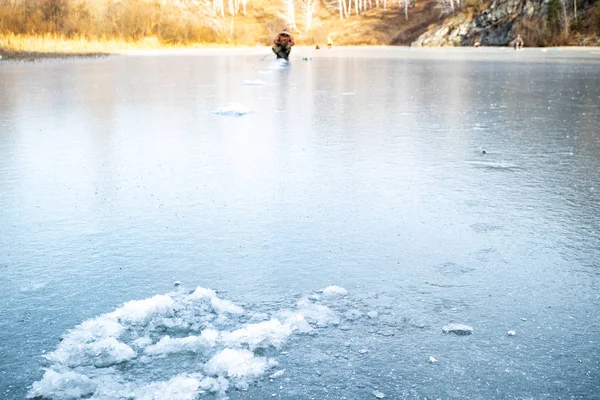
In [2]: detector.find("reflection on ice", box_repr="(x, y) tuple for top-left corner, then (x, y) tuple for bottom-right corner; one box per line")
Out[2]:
(242, 80), (266, 86)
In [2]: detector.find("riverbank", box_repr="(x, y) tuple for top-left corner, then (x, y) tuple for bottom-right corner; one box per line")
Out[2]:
(3, 37), (600, 62)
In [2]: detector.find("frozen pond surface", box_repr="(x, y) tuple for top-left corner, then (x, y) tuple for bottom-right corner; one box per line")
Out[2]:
(1, 47), (599, 399)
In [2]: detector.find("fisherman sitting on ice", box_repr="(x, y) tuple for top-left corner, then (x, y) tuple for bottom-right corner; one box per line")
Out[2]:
(272, 27), (295, 60)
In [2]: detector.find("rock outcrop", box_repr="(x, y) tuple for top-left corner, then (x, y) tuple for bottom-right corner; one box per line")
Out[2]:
(412, 0), (548, 46)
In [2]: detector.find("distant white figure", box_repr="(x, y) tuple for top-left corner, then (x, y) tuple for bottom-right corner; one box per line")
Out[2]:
(513, 34), (524, 50)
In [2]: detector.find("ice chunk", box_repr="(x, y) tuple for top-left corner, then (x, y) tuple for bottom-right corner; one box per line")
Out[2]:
(199, 376), (228, 395)
(212, 103), (253, 116)
(29, 286), (363, 400)
(69, 315), (125, 343)
(507, 330), (516, 336)
(133, 337), (153, 348)
(296, 298), (339, 327)
(429, 356), (438, 363)
(322, 285), (348, 297)
(111, 294), (175, 325)
(344, 309), (362, 321)
(269, 369), (285, 379)
(367, 311), (379, 319)
(47, 337), (136, 368)
(145, 331), (219, 355)
(278, 311), (313, 333)
(243, 80), (266, 86)
(373, 390), (386, 398)
(222, 319), (292, 350)
(211, 297), (244, 315)
(442, 323), (473, 335)
(189, 286), (217, 300)
(205, 348), (277, 378)
(249, 312), (270, 322)
(28, 369), (96, 399)
(134, 374), (203, 400)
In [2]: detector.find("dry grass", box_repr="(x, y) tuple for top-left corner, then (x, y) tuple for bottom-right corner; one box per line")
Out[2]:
(0, 32), (262, 60)
(0, 33), (165, 53)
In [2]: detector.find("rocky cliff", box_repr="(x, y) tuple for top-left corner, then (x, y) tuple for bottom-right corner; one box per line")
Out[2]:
(411, 0), (600, 46)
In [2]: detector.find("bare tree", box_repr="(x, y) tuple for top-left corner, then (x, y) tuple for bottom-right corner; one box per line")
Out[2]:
(301, 0), (317, 31)
(286, 0), (297, 30)
(213, 0), (225, 16)
(559, 0), (569, 37)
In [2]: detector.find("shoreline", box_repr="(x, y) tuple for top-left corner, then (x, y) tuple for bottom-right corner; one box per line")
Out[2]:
(3, 45), (600, 62)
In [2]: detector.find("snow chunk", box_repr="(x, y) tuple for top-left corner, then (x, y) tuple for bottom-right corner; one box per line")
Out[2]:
(134, 374), (203, 400)
(189, 286), (217, 301)
(212, 103), (252, 116)
(199, 376), (228, 395)
(145, 330), (219, 355)
(211, 297), (244, 315)
(67, 315), (125, 344)
(373, 390), (386, 398)
(28, 285), (364, 400)
(222, 319), (292, 350)
(296, 298), (339, 327)
(442, 323), (473, 335)
(322, 286), (348, 297)
(205, 348), (276, 378)
(278, 311), (313, 333)
(111, 294), (175, 325)
(133, 337), (153, 348)
(47, 337), (136, 368)
(28, 369), (96, 399)
(507, 330), (516, 336)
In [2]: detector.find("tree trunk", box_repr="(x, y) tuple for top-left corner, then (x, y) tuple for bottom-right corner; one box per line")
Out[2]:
(287, 0), (296, 30)
(305, 0), (312, 32)
(560, 0), (569, 38)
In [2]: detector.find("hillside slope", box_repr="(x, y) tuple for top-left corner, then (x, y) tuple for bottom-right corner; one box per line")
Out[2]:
(0, 0), (598, 51)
